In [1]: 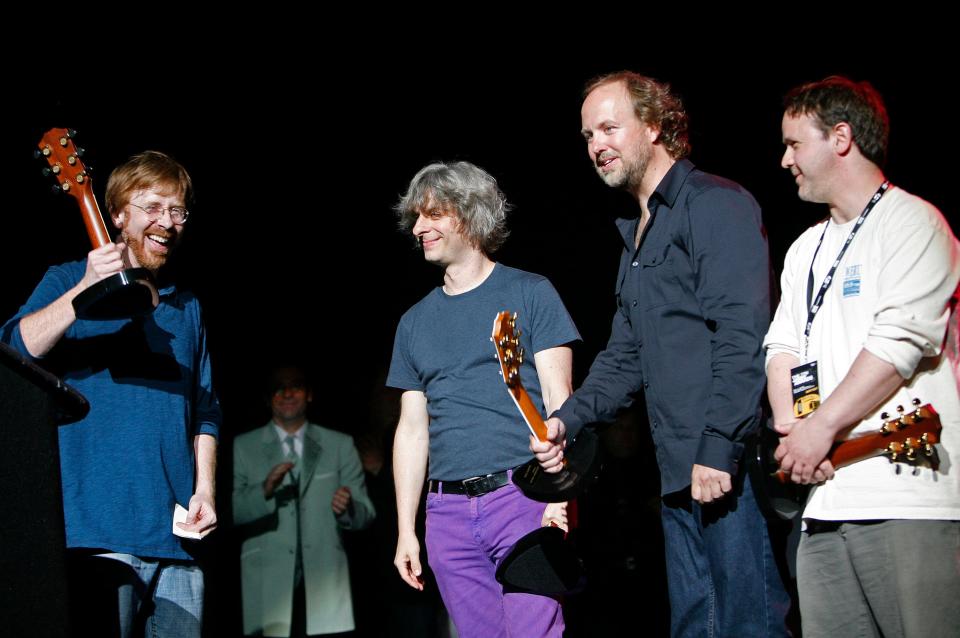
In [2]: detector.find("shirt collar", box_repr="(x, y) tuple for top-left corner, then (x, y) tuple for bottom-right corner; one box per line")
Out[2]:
(272, 422), (306, 442)
(615, 158), (696, 249)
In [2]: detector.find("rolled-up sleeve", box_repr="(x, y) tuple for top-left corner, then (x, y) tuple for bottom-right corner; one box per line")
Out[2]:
(866, 213), (960, 378)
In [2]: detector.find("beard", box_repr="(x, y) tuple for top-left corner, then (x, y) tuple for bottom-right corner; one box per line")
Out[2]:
(121, 229), (176, 274)
(598, 142), (652, 192)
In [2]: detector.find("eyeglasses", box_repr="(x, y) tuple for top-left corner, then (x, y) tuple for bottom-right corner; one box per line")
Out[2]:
(127, 202), (190, 224)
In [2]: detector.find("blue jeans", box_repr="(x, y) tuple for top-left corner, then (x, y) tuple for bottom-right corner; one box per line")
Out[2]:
(660, 471), (790, 638)
(77, 552), (204, 638)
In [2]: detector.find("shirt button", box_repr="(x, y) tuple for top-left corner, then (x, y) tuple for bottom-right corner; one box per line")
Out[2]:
(631, 261), (639, 267)
(631, 300), (638, 307)
(643, 382), (649, 389)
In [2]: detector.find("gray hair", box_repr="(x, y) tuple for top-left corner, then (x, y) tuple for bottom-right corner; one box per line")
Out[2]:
(394, 161), (511, 254)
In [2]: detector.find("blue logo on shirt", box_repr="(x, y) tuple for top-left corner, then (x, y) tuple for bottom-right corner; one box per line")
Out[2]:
(843, 265), (861, 297)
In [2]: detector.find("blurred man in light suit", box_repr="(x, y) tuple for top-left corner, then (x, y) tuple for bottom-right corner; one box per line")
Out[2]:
(233, 365), (375, 637)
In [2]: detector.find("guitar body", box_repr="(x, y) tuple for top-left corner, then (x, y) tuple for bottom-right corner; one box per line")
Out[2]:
(748, 424), (809, 520)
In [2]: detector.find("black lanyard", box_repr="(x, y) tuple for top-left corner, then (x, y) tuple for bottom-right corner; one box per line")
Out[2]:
(804, 181), (890, 358)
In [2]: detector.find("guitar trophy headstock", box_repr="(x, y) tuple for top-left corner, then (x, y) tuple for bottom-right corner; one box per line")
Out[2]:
(492, 311), (525, 388)
(491, 310), (600, 503)
(492, 311), (542, 440)
(38, 129), (111, 247)
(36, 128), (158, 320)
(875, 400), (941, 469)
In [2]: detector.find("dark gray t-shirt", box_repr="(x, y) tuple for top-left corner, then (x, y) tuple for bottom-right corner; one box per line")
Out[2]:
(387, 263), (580, 480)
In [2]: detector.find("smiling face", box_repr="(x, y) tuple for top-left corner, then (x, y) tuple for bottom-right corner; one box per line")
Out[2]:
(114, 185), (185, 273)
(410, 196), (476, 268)
(781, 111), (840, 205)
(580, 81), (657, 192)
(269, 367), (312, 428)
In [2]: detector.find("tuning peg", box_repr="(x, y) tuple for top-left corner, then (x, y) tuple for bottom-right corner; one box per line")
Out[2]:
(33, 148), (42, 159)
(886, 442), (900, 462)
(924, 444), (935, 457)
(880, 412), (889, 420)
(42, 167), (52, 177)
(76, 147), (85, 157)
(67, 129), (77, 138)
(912, 398), (921, 406)
(75, 174), (85, 184)
(906, 447), (918, 462)
(50, 184), (62, 195)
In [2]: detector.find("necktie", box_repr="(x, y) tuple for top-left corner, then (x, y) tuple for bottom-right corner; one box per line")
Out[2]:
(284, 434), (303, 585)
(284, 434), (299, 483)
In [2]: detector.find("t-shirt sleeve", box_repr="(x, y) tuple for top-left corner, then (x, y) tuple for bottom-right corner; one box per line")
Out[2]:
(526, 277), (581, 354)
(386, 311), (424, 391)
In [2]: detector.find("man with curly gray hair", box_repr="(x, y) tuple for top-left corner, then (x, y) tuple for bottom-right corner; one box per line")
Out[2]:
(387, 161), (579, 637)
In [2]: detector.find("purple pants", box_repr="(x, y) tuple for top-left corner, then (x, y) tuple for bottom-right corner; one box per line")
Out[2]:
(425, 478), (564, 638)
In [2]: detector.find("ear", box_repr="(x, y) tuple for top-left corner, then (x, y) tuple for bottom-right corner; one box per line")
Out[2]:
(832, 122), (854, 156)
(645, 124), (661, 144)
(112, 211), (124, 229)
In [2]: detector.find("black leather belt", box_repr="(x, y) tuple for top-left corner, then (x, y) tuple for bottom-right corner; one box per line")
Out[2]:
(428, 469), (511, 497)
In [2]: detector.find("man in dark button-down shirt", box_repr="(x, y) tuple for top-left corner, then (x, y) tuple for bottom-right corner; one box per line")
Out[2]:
(532, 71), (789, 637)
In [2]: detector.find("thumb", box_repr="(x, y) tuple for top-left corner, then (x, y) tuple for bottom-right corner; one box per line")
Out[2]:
(773, 421), (794, 435)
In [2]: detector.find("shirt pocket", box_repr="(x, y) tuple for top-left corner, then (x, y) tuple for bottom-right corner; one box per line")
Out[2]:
(640, 245), (682, 310)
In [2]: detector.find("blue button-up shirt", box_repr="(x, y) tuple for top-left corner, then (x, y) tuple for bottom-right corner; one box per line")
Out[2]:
(556, 159), (771, 495)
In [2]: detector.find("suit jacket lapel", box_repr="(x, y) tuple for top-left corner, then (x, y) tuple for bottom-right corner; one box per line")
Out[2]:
(260, 425), (285, 469)
(299, 424), (322, 495)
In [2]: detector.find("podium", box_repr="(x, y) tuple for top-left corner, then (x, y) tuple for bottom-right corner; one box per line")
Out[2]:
(0, 342), (88, 636)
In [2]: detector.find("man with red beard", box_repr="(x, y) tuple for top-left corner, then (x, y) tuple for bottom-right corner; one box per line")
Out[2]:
(2, 151), (221, 637)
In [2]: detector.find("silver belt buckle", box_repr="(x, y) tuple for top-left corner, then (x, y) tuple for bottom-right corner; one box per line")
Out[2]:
(462, 475), (487, 497)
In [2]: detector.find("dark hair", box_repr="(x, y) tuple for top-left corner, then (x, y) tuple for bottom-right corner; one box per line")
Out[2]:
(784, 76), (889, 168)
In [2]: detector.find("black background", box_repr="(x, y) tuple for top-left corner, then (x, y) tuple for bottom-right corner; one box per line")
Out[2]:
(3, 36), (954, 635)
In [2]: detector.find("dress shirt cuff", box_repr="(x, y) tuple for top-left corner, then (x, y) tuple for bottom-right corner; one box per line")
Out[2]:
(694, 432), (744, 477)
(550, 407), (585, 442)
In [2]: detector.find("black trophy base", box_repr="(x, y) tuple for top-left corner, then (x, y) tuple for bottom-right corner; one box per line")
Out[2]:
(514, 428), (601, 503)
(748, 424), (809, 521)
(496, 526), (584, 595)
(72, 268), (159, 320)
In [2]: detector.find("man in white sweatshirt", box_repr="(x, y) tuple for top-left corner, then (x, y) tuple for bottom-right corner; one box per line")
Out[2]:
(764, 75), (960, 636)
